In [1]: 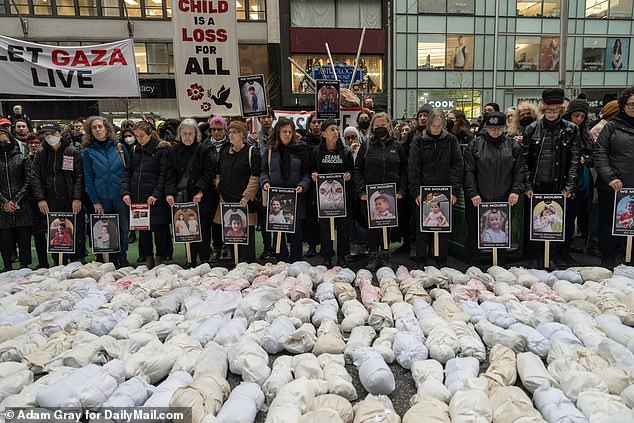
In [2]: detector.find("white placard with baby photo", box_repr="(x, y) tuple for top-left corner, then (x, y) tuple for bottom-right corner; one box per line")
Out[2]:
(420, 186), (452, 233)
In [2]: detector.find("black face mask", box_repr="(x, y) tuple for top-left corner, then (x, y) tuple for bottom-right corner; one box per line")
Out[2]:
(358, 120), (370, 130)
(373, 127), (389, 140)
(446, 120), (455, 130)
(519, 116), (535, 127)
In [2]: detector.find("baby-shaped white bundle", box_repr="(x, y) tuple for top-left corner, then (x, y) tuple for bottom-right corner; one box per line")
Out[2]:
(351, 347), (395, 396)
(343, 325), (376, 363)
(228, 338), (271, 386)
(215, 382), (265, 423)
(262, 355), (293, 403)
(411, 359), (451, 404)
(283, 322), (317, 354)
(444, 356), (479, 396)
(341, 299), (369, 333)
(392, 331), (429, 369)
(312, 319), (346, 356)
(318, 353), (357, 401)
(372, 327), (398, 364)
(261, 316), (296, 354)
(449, 321), (486, 362)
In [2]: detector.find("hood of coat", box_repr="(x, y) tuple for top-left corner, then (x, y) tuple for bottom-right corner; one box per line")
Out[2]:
(421, 128), (450, 142)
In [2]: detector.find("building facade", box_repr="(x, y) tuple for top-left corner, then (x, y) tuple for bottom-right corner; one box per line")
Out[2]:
(394, 0), (634, 118)
(0, 0), (281, 121)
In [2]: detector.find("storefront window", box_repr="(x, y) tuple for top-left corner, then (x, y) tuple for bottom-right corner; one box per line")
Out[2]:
(10, 0), (29, 14)
(514, 37), (541, 70)
(123, 0), (141, 17)
(237, 0), (267, 21)
(417, 89), (482, 119)
(56, 0), (75, 15)
(540, 37), (560, 70)
(585, 0), (609, 18)
(134, 43), (147, 73)
(606, 37), (629, 70)
(290, 54), (383, 93)
(146, 43), (169, 73)
(419, 0), (446, 14)
(583, 37), (606, 71)
(102, 0), (121, 16)
(609, 0), (633, 18)
(239, 45), (269, 78)
(447, 0), (474, 14)
(517, 0), (560, 17)
(418, 35), (446, 70)
(446, 35), (474, 70)
(32, 0), (52, 14)
(542, 0), (561, 16)
(144, 0), (163, 17)
(78, 0), (97, 16)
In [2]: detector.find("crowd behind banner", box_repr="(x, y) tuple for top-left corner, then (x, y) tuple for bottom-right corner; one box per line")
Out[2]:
(1, 86), (633, 272)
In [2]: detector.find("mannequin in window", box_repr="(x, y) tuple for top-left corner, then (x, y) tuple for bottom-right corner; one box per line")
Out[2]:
(453, 36), (469, 70)
(612, 39), (623, 70)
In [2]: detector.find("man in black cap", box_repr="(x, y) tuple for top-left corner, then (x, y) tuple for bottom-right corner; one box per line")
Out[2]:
(30, 122), (86, 263)
(522, 88), (581, 267)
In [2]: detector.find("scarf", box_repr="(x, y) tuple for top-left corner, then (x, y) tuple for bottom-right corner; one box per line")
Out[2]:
(280, 143), (310, 181)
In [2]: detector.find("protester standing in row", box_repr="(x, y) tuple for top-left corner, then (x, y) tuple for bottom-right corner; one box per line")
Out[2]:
(206, 116), (229, 262)
(257, 109), (275, 260)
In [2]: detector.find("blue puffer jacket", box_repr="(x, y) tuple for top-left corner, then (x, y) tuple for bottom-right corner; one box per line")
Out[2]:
(83, 139), (129, 205)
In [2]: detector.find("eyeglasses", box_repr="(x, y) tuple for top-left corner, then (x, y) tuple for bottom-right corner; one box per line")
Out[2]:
(543, 108), (561, 113)
(625, 102), (634, 108)
(228, 129), (241, 135)
(211, 127), (225, 132)
(345, 135), (358, 140)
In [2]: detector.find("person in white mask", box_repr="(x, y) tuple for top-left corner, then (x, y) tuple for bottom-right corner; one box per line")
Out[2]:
(30, 122), (86, 263)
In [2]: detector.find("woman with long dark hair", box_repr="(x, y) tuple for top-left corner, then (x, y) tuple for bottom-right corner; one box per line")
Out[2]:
(446, 110), (474, 145)
(612, 39), (623, 70)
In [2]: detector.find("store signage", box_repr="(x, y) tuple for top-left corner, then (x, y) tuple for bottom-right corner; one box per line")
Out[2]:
(139, 79), (176, 98)
(172, 0), (240, 117)
(0, 35), (139, 97)
(312, 63), (363, 87)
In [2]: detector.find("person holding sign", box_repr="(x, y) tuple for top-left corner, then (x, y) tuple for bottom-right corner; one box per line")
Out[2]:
(261, 118), (311, 263)
(30, 122), (85, 265)
(522, 88), (581, 267)
(408, 110), (463, 268)
(463, 111), (524, 263)
(594, 86), (634, 268)
(0, 129), (35, 271)
(214, 121), (261, 264)
(83, 116), (130, 268)
(353, 112), (408, 271)
(165, 119), (215, 267)
(121, 121), (171, 269)
(311, 119), (354, 267)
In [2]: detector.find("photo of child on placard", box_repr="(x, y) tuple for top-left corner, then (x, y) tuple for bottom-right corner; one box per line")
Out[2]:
(266, 187), (297, 233)
(172, 203), (202, 243)
(221, 203), (249, 245)
(315, 80), (340, 120)
(90, 214), (120, 254)
(613, 189), (634, 236)
(366, 183), (398, 229)
(238, 74), (268, 118)
(47, 212), (75, 254)
(316, 173), (346, 218)
(478, 203), (511, 248)
(530, 194), (566, 241)
(420, 186), (452, 233)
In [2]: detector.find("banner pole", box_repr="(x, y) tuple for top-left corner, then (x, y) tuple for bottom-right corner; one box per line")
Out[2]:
(325, 43), (338, 81)
(492, 248), (498, 266)
(330, 218), (335, 241)
(349, 27), (367, 90)
(544, 241), (550, 269)
(434, 232), (439, 257)
(626, 236), (632, 264)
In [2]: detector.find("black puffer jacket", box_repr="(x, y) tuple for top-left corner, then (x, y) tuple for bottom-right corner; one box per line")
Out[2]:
(522, 118), (580, 193)
(30, 138), (83, 206)
(165, 142), (216, 198)
(463, 134), (524, 202)
(121, 137), (171, 225)
(594, 112), (634, 189)
(407, 129), (463, 199)
(353, 136), (408, 198)
(0, 140), (36, 229)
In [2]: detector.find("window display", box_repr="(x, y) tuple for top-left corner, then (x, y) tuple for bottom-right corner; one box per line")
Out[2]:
(540, 37), (560, 71)
(517, 0), (560, 17)
(446, 35), (474, 70)
(583, 38), (606, 71)
(606, 38), (629, 71)
(290, 54), (383, 93)
(418, 35), (446, 70)
(514, 37), (541, 71)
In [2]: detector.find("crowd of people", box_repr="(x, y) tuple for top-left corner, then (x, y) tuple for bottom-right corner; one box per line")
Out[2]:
(0, 86), (633, 272)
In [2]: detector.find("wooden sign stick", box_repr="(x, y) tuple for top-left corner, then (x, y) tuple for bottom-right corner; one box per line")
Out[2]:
(434, 233), (439, 257)
(276, 233), (282, 254)
(58, 253), (63, 267)
(492, 248), (498, 266)
(383, 228), (388, 250)
(234, 244), (239, 266)
(185, 243), (192, 264)
(626, 236), (632, 263)
(330, 218), (335, 241)
(104, 253), (109, 263)
(544, 241), (550, 269)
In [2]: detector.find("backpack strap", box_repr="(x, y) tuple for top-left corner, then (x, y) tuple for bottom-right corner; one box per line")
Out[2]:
(117, 143), (127, 168)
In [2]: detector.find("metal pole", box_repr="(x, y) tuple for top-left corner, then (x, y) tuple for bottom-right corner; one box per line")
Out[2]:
(387, 0), (393, 116)
(492, 0), (500, 103)
(559, 0), (569, 89)
(288, 57), (316, 86)
(325, 43), (338, 80)
(349, 27), (367, 90)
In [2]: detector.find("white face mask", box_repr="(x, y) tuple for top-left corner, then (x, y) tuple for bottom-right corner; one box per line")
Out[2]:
(124, 136), (135, 145)
(45, 135), (61, 147)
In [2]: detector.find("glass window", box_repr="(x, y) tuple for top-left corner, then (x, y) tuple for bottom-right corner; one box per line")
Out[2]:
(419, 0), (446, 14)
(144, 0), (163, 17)
(517, 0), (560, 17)
(585, 0), (609, 18)
(606, 37), (629, 70)
(33, 0), (52, 14)
(78, 0), (97, 16)
(418, 35), (446, 70)
(540, 37), (560, 70)
(10, 0), (29, 14)
(247, 0), (266, 20)
(447, 0), (474, 14)
(542, 0), (560, 16)
(446, 35), (474, 70)
(239, 44), (269, 78)
(290, 0), (335, 27)
(514, 36), (541, 70)
(146, 43), (169, 73)
(56, 0), (75, 15)
(102, 0), (121, 16)
(123, 0), (141, 17)
(583, 37), (606, 71)
(134, 43), (147, 73)
(289, 54), (383, 93)
(609, 0), (633, 18)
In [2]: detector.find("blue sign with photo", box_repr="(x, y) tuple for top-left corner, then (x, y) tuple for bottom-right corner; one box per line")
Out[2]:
(312, 63), (363, 86)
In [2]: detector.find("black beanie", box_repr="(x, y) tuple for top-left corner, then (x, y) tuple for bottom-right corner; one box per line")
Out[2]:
(567, 98), (589, 116)
(542, 88), (565, 105)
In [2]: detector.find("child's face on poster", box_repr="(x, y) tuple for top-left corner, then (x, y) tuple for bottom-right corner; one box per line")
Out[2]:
(231, 220), (242, 231)
(271, 201), (281, 213)
(431, 202), (440, 212)
(375, 198), (389, 213)
(489, 213), (501, 229)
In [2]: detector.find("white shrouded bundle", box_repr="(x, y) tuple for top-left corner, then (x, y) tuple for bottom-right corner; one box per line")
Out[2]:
(459, 301), (487, 324)
(89, 309), (128, 336)
(380, 277), (404, 305)
(532, 383), (589, 423)
(444, 357), (480, 396)
(441, 267), (471, 285)
(552, 270), (584, 284)
(487, 266), (518, 284)
(283, 322), (317, 354)
(318, 353), (357, 401)
(62, 359), (125, 410)
(262, 316), (296, 354)
(489, 386), (545, 423)
(312, 299), (339, 327)
(448, 377), (493, 423)
(341, 299), (369, 332)
(483, 345), (516, 389)
(475, 320), (527, 353)
(372, 327), (398, 363)
(170, 371), (231, 423)
(265, 378), (329, 423)
(37, 363), (103, 408)
(183, 290), (242, 320)
(426, 323), (460, 364)
(403, 394), (451, 423)
(367, 302), (394, 332)
(213, 318), (248, 345)
(517, 352), (558, 394)
(292, 353), (324, 380)
(576, 390), (634, 423)
(411, 359), (451, 404)
(552, 280), (588, 302)
(465, 266), (496, 289)
(290, 298), (319, 324)
(394, 313), (425, 339)
(265, 298), (294, 323)
(228, 338), (271, 386)
(412, 299), (445, 336)
(560, 370), (609, 403)
(263, 356), (293, 403)
(392, 331), (429, 369)
(315, 281), (336, 302)
(109, 306), (159, 339)
(233, 286), (287, 324)
(391, 301), (414, 320)
(194, 341), (228, 379)
(344, 326), (376, 363)
(536, 322), (583, 346)
(0, 367), (73, 409)
(595, 313), (634, 349)
(509, 322), (551, 358)
(351, 347), (395, 395)
(190, 315), (228, 346)
(124, 338), (180, 383)
(312, 318), (346, 356)
(143, 371), (194, 407)
(0, 362), (34, 403)
(449, 321), (486, 362)
(480, 301), (518, 329)
(215, 382), (265, 423)
(304, 394), (354, 423)
(376, 267), (397, 282)
(102, 376), (155, 407)
(352, 394), (400, 423)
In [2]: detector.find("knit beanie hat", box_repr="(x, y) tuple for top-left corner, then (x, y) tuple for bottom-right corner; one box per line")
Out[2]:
(417, 103), (433, 117)
(567, 98), (589, 116)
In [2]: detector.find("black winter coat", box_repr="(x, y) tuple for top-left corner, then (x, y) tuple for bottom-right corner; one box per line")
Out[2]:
(522, 118), (580, 193)
(30, 139), (83, 208)
(463, 134), (524, 202)
(0, 143), (36, 229)
(594, 112), (634, 190)
(407, 130), (463, 199)
(121, 137), (171, 225)
(165, 141), (216, 214)
(353, 136), (408, 199)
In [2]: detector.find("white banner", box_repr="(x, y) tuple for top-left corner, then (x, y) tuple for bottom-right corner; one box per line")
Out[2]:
(172, 0), (240, 117)
(273, 108), (364, 130)
(0, 35), (139, 97)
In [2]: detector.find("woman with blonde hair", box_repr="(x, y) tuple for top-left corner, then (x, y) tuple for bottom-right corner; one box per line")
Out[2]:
(507, 102), (542, 139)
